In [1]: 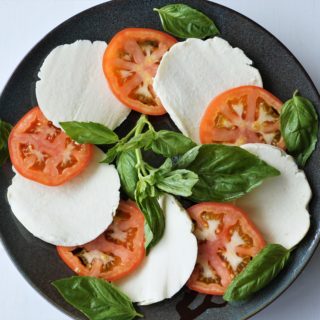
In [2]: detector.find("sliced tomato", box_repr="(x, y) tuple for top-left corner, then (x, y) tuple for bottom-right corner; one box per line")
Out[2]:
(8, 107), (92, 186)
(103, 28), (177, 115)
(200, 86), (285, 148)
(187, 202), (265, 295)
(57, 200), (145, 282)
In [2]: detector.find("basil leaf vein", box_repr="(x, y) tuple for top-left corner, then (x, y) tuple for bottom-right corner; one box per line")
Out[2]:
(280, 92), (318, 166)
(154, 4), (220, 39)
(60, 121), (119, 145)
(52, 276), (142, 320)
(223, 244), (290, 301)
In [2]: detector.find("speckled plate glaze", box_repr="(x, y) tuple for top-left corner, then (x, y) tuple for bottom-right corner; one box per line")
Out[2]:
(0, 0), (320, 319)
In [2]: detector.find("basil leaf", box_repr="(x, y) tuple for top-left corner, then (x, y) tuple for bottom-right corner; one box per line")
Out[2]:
(177, 145), (280, 202)
(60, 121), (119, 145)
(0, 119), (12, 166)
(154, 4), (220, 39)
(117, 150), (138, 200)
(150, 130), (196, 157)
(156, 169), (198, 197)
(280, 92), (318, 166)
(135, 183), (165, 250)
(224, 244), (290, 302)
(52, 276), (142, 320)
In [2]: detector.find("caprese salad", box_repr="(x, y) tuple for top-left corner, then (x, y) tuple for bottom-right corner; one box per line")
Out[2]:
(0, 3), (318, 320)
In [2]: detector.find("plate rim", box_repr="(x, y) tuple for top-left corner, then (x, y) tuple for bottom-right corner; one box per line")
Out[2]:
(0, 1), (320, 320)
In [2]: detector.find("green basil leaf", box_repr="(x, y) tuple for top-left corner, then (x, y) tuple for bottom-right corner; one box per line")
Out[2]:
(60, 121), (119, 145)
(0, 119), (12, 166)
(224, 244), (290, 302)
(52, 276), (142, 320)
(135, 183), (165, 250)
(116, 150), (138, 200)
(150, 130), (196, 157)
(154, 4), (220, 39)
(156, 169), (198, 197)
(177, 144), (280, 202)
(280, 92), (318, 166)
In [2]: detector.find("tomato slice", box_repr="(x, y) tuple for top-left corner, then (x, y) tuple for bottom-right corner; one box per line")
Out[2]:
(8, 107), (92, 186)
(57, 200), (145, 282)
(187, 202), (265, 295)
(200, 86), (285, 148)
(103, 28), (177, 115)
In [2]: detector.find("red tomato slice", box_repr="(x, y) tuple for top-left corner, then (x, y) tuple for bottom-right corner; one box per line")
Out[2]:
(103, 28), (177, 115)
(57, 200), (145, 282)
(187, 202), (265, 295)
(8, 107), (92, 186)
(200, 86), (285, 148)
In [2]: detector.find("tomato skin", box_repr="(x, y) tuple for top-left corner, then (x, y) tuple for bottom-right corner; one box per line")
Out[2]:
(187, 202), (265, 295)
(200, 86), (285, 148)
(57, 200), (145, 282)
(9, 107), (93, 186)
(103, 28), (177, 115)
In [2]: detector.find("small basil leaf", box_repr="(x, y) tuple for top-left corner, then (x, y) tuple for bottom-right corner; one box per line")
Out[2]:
(177, 144), (280, 202)
(280, 92), (318, 166)
(156, 169), (198, 197)
(116, 150), (138, 200)
(224, 244), (290, 302)
(150, 130), (196, 157)
(135, 183), (165, 250)
(0, 119), (12, 166)
(52, 276), (142, 320)
(154, 4), (220, 39)
(60, 121), (119, 145)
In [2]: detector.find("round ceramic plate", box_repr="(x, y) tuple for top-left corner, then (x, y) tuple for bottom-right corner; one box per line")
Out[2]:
(1, 0), (320, 319)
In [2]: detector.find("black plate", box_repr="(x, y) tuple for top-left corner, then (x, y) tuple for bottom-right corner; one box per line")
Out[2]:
(1, 1), (320, 319)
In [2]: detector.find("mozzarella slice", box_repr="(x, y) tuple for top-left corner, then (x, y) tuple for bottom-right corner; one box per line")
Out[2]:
(36, 40), (130, 129)
(7, 147), (120, 246)
(153, 37), (263, 143)
(237, 143), (311, 249)
(116, 194), (197, 305)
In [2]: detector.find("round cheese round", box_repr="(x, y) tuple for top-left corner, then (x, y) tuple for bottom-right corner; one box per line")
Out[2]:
(153, 37), (263, 143)
(7, 147), (120, 246)
(36, 40), (130, 130)
(237, 143), (311, 249)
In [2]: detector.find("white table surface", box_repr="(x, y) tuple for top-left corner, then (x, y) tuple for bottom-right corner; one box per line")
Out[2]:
(0, 0), (319, 319)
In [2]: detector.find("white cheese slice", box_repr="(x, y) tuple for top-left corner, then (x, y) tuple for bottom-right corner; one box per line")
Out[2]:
(116, 194), (197, 305)
(7, 147), (120, 246)
(36, 40), (130, 129)
(237, 143), (311, 249)
(153, 37), (263, 143)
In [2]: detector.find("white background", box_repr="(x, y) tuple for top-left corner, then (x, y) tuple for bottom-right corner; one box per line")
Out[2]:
(0, 0), (319, 319)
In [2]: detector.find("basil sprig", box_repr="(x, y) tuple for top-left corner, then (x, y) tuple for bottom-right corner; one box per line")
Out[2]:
(52, 276), (142, 320)
(61, 115), (198, 251)
(0, 119), (12, 166)
(176, 144), (280, 202)
(280, 91), (318, 166)
(154, 4), (220, 39)
(60, 121), (119, 145)
(224, 244), (291, 302)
